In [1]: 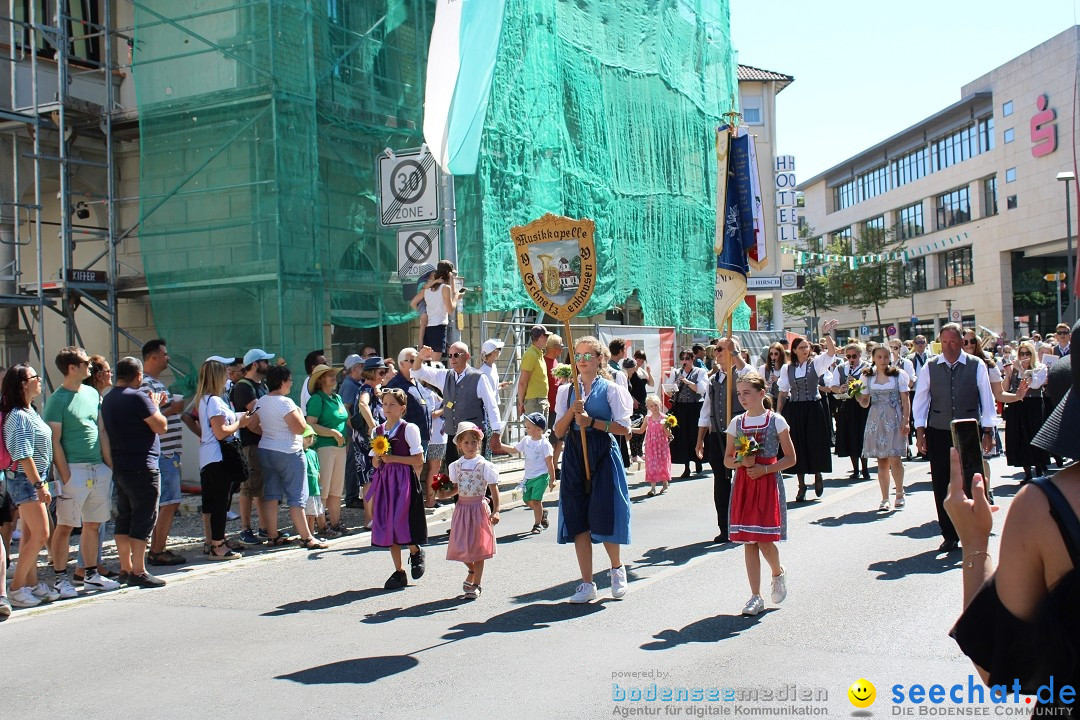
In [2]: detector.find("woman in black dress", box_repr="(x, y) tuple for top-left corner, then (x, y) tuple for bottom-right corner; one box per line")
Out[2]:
(665, 350), (707, 478)
(626, 352), (651, 463)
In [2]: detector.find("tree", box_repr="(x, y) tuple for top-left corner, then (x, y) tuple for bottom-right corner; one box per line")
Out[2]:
(782, 227), (845, 328)
(830, 223), (908, 339)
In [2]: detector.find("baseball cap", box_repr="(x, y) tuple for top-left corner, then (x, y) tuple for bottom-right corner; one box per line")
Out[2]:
(530, 325), (552, 341)
(523, 412), (547, 431)
(481, 339), (505, 356)
(205, 355), (235, 365)
(343, 353), (363, 371)
(243, 348), (274, 366)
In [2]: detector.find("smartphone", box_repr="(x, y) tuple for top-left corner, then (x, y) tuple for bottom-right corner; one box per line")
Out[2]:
(950, 418), (991, 502)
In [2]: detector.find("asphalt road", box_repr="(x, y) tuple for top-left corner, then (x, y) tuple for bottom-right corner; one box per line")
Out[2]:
(3, 454), (1049, 719)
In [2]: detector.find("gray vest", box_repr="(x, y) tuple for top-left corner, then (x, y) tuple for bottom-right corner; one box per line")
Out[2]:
(443, 368), (486, 437)
(787, 361), (821, 402)
(926, 355), (981, 430)
(708, 372), (743, 434)
(674, 367), (704, 403)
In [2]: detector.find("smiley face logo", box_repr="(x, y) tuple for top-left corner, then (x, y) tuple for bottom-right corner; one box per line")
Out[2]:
(847, 679), (876, 708)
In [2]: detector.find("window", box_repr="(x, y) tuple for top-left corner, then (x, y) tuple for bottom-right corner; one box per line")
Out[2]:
(862, 216), (886, 247)
(897, 202), (924, 240)
(831, 227), (852, 250)
(900, 257), (927, 294)
(939, 247), (974, 287)
(1005, 167), (1017, 183)
(891, 147), (928, 188)
(984, 176), (998, 217)
(1007, 194), (1018, 210)
(13, 1), (101, 65)
(834, 180), (858, 211)
(857, 165), (889, 203)
(741, 94), (763, 125)
(930, 117), (993, 172)
(936, 186), (971, 229)
(1002, 101), (1013, 117)
(1003, 128), (1015, 143)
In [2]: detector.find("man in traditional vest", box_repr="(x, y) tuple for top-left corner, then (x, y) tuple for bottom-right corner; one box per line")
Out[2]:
(414, 342), (504, 464)
(695, 338), (750, 543)
(912, 323), (996, 552)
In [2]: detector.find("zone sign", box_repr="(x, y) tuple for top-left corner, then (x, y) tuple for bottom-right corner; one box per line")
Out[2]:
(378, 148), (440, 227)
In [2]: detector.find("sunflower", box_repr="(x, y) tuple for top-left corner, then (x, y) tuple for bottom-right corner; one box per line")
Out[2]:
(371, 434), (390, 456)
(734, 434), (761, 462)
(663, 414), (678, 429)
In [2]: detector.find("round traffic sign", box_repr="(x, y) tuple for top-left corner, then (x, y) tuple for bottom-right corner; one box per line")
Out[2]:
(404, 231), (434, 264)
(949, 309), (962, 322)
(390, 159), (427, 205)
(887, 325), (897, 336)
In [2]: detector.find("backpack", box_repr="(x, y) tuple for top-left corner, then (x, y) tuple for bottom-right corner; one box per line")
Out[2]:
(0, 409), (14, 472)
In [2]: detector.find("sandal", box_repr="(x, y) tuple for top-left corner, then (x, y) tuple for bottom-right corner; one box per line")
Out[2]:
(463, 574), (475, 593)
(894, 494), (906, 508)
(300, 538), (329, 550)
(660, 484), (668, 495)
(878, 500), (891, 512)
(208, 543), (242, 561)
(531, 524), (543, 534)
(267, 534), (292, 547)
(464, 584), (481, 600)
(646, 489), (656, 497)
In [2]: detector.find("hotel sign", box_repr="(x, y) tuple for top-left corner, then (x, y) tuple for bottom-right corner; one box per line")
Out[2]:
(1031, 93), (1057, 158)
(775, 155), (798, 242)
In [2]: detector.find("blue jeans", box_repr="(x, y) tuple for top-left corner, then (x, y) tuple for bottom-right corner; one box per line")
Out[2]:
(8, 470), (46, 506)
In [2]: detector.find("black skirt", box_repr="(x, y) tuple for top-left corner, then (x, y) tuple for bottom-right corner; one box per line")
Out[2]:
(835, 398), (869, 458)
(781, 399), (833, 474)
(670, 401), (702, 464)
(1003, 396), (1051, 469)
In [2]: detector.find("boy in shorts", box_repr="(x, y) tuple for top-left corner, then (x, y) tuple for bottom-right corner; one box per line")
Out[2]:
(507, 412), (555, 533)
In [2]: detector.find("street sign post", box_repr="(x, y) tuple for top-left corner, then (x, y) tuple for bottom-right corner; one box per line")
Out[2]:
(379, 148), (440, 227)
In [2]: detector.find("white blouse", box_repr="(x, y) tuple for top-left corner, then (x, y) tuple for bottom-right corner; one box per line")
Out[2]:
(777, 352), (836, 393)
(554, 378), (632, 429)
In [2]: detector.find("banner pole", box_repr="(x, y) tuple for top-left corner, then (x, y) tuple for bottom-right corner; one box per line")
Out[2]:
(564, 319), (592, 492)
(725, 313), (734, 427)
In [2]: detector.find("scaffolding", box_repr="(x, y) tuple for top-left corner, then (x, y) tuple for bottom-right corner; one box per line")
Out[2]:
(0, 0), (128, 387)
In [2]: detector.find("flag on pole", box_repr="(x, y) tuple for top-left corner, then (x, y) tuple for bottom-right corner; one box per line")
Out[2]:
(715, 127), (752, 330)
(423, 0), (508, 175)
(739, 128), (767, 270)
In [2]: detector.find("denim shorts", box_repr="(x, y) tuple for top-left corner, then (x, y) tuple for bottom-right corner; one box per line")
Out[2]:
(257, 448), (308, 508)
(158, 453), (182, 506)
(8, 470), (46, 506)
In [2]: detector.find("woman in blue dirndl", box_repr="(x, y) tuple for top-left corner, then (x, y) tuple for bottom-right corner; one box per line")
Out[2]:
(553, 336), (632, 604)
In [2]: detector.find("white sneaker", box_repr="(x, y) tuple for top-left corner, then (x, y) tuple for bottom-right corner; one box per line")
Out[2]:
(770, 568), (787, 604)
(8, 586), (41, 608)
(53, 577), (79, 599)
(569, 582), (597, 604)
(83, 572), (120, 591)
(31, 582), (60, 603)
(609, 566), (628, 599)
(741, 594), (764, 616)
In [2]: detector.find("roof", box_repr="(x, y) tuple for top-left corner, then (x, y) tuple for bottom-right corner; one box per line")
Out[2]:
(737, 64), (794, 93)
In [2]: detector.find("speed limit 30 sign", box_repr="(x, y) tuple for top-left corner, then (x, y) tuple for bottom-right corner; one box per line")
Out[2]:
(379, 148), (440, 227)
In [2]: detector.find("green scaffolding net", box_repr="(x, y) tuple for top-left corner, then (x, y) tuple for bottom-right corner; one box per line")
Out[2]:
(133, 0), (735, 386)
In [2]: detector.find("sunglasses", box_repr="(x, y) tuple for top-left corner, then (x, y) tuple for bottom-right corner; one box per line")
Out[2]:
(377, 369), (389, 374)
(915, 340), (926, 345)
(769, 352), (779, 356)
(24, 373), (39, 380)
(1018, 351), (1032, 356)
(574, 353), (595, 362)
(1057, 331), (1070, 336)
(449, 352), (466, 358)
(846, 355), (860, 360)
(962, 339), (977, 345)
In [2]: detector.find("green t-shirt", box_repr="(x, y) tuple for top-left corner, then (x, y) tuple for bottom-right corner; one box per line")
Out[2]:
(521, 344), (549, 400)
(42, 385), (102, 464)
(304, 447), (321, 498)
(305, 391), (348, 450)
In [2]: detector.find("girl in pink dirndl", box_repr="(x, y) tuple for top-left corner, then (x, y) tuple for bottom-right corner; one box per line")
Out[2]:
(442, 422), (500, 599)
(724, 372), (797, 617)
(631, 394), (671, 495)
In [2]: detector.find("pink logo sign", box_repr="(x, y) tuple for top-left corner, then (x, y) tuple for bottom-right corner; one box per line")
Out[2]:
(1031, 93), (1057, 157)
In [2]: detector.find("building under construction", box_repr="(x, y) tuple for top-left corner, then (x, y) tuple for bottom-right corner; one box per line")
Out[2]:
(0, 0), (737, 393)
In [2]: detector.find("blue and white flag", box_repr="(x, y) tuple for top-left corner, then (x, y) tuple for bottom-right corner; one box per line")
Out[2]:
(715, 127), (753, 330)
(423, 0), (508, 175)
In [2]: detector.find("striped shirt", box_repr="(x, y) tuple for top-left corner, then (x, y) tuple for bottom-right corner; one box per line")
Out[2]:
(3, 407), (54, 476)
(141, 374), (183, 455)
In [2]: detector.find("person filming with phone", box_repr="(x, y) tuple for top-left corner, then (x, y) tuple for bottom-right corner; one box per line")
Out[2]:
(912, 323), (997, 553)
(946, 318), (1080, 715)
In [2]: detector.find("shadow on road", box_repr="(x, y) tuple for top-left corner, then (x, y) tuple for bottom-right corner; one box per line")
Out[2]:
(811, 510), (888, 527)
(640, 612), (771, 651)
(905, 480), (932, 493)
(868, 549), (959, 580)
(891, 520), (941, 539)
(362, 596), (469, 624)
(442, 601), (605, 641)
(276, 655), (418, 685)
(262, 588), (390, 616)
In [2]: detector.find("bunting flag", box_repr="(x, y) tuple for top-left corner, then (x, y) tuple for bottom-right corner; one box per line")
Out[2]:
(423, 0), (508, 174)
(715, 126), (752, 330)
(780, 231), (971, 267)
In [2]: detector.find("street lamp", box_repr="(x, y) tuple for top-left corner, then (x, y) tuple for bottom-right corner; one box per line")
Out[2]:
(1056, 171), (1075, 323)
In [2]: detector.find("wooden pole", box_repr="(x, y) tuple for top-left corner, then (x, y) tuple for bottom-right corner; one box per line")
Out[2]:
(725, 314), (734, 426)
(563, 319), (592, 492)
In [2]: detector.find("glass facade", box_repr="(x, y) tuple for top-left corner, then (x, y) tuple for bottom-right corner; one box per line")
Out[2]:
(897, 202), (924, 240)
(900, 257), (927, 293)
(891, 147), (928, 189)
(834, 178), (858, 211)
(935, 186), (971, 229)
(930, 117), (993, 173)
(984, 176), (998, 216)
(939, 247), (974, 287)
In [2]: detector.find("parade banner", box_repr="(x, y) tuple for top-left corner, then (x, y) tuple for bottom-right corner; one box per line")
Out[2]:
(511, 212), (598, 487)
(715, 127), (752, 331)
(742, 128), (767, 270)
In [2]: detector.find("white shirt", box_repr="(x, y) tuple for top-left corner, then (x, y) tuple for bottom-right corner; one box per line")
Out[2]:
(861, 370), (911, 391)
(514, 435), (553, 479)
(198, 395), (235, 468)
(448, 455), (499, 492)
(697, 365), (753, 428)
(300, 378), (311, 416)
(413, 364), (504, 432)
(666, 366), (707, 395)
(425, 284), (449, 326)
(912, 353), (997, 429)
(478, 363), (500, 397)
(1004, 364), (1048, 390)
(255, 394), (303, 454)
(554, 379), (633, 429)
(725, 410), (789, 436)
(368, 420), (423, 456)
(776, 352), (836, 393)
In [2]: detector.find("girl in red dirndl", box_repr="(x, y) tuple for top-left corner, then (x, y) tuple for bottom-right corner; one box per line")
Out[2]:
(724, 372), (798, 617)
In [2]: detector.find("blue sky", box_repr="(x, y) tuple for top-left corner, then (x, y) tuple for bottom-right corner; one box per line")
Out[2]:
(729, 0), (1079, 181)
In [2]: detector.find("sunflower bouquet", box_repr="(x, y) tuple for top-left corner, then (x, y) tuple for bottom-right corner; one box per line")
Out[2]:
(734, 433), (762, 462)
(846, 379), (865, 400)
(662, 414), (677, 441)
(552, 363), (573, 383)
(371, 433), (391, 456)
